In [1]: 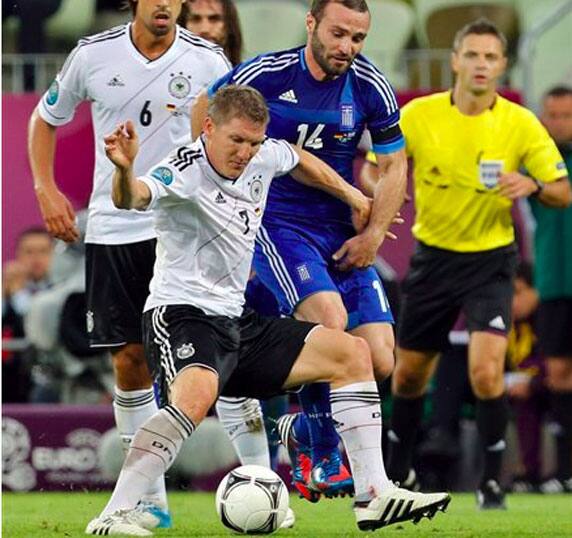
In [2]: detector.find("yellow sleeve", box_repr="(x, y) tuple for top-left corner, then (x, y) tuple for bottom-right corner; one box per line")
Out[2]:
(520, 109), (567, 183)
(399, 100), (417, 158)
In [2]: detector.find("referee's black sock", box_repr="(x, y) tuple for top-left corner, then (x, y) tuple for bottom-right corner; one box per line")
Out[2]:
(476, 394), (508, 487)
(551, 391), (572, 479)
(386, 395), (424, 483)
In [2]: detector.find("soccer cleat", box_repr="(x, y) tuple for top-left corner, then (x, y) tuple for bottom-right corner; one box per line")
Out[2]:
(353, 486), (451, 531)
(85, 510), (153, 536)
(280, 507), (296, 529)
(308, 451), (355, 499)
(399, 469), (421, 492)
(132, 501), (173, 529)
(476, 480), (507, 510)
(276, 413), (320, 503)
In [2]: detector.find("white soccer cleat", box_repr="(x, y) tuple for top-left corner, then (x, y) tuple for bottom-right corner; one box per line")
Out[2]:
(132, 501), (172, 529)
(85, 510), (153, 536)
(280, 507), (296, 529)
(353, 486), (451, 531)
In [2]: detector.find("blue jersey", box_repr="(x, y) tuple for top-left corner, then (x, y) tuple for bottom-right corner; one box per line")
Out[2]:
(209, 46), (404, 231)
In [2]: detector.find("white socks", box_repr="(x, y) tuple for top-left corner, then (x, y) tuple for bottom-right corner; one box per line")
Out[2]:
(216, 396), (271, 467)
(102, 405), (194, 516)
(330, 381), (392, 498)
(113, 387), (168, 507)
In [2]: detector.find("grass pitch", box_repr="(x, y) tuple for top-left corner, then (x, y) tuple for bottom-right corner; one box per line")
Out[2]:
(3, 491), (572, 537)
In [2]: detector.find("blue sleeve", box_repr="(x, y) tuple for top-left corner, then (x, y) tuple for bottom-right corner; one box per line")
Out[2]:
(355, 57), (405, 154)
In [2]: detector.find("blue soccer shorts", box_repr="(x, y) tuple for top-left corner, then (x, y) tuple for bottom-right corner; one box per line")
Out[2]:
(253, 222), (393, 330)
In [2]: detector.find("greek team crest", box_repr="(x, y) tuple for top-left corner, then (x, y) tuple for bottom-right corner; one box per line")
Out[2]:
(168, 72), (192, 99)
(151, 166), (174, 186)
(250, 177), (263, 202)
(46, 80), (59, 105)
(177, 343), (195, 359)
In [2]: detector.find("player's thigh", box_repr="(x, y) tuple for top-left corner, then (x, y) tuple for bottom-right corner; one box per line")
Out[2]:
(284, 326), (372, 389)
(334, 266), (394, 331)
(295, 291), (347, 329)
(85, 239), (156, 348)
(253, 224), (338, 317)
(397, 246), (460, 352)
(224, 312), (317, 399)
(142, 305), (239, 403)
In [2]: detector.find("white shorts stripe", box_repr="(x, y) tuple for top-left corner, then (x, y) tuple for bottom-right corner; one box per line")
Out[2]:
(256, 226), (299, 309)
(151, 306), (177, 384)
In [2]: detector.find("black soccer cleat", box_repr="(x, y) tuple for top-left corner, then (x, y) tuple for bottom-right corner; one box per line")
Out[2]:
(476, 479), (507, 510)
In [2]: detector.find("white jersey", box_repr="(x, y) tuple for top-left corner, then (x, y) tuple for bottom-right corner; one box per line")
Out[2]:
(38, 23), (230, 245)
(140, 137), (300, 317)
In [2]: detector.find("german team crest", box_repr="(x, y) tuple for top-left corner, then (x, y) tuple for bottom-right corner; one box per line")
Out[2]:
(250, 176), (263, 202)
(176, 343), (195, 359)
(168, 72), (192, 99)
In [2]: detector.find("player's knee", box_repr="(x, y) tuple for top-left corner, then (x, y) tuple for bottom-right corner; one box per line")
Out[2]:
(112, 344), (153, 390)
(391, 363), (426, 397)
(334, 335), (373, 382)
(371, 342), (395, 382)
(470, 363), (503, 398)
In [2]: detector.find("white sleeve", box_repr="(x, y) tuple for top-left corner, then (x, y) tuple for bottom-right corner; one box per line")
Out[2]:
(37, 44), (88, 127)
(265, 138), (300, 177)
(139, 148), (198, 210)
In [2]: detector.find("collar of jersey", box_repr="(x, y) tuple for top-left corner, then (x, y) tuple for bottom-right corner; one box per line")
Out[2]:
(126, 22), (179, 65)
(199, 135), (245, 184)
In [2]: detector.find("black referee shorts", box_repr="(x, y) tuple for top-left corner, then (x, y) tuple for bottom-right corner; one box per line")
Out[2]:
(86, 239), (156, 348)
(142, 304), (317, 400)
(397, 241), (519, 352)
(537, 298), (572, 358)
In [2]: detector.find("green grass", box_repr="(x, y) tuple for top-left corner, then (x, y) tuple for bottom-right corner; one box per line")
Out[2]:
(3, 492), (572, 537)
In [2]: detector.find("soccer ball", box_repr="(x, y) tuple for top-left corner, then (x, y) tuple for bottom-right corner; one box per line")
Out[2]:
(215, 464), (289, 534)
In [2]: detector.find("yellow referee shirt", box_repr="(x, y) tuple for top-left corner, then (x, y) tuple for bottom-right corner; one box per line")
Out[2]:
(368, 91), (565, 252)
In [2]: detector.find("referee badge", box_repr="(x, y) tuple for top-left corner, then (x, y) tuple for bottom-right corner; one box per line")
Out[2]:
(478, 160), (503, 189)
(176, 343), (195, 359)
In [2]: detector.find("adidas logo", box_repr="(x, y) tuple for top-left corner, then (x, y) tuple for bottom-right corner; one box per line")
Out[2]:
(278, 89), (298, 103)
(215, 192), (226, 204)
(107, 74), (125, 87)
(488, 315), (506, 331)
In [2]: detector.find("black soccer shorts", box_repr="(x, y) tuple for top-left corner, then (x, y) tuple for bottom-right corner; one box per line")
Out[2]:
(142, 304), (317, 400)
(86, 239), (156, 348)
(397, 241), (519, 352)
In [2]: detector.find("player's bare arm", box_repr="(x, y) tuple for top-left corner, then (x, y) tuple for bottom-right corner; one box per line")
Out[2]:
(104, 121), (151, 210)
(333, 148), (407, 271)
(28, 109), (79, 243)
(191, 90), (210, 140)
(289, 145), (372, 232)
(498, 172), (572, 208)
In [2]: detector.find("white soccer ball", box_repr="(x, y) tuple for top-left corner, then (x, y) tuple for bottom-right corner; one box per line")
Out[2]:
(215, 464), (289, 534)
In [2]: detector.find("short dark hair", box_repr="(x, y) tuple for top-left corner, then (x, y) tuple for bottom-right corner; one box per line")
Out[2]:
(208, 85), (269, 126)
(122, 0), (137, 15)
(544, 85), (572, 100)
(453, 17), (508, 55)
(310, 0), (369, 25)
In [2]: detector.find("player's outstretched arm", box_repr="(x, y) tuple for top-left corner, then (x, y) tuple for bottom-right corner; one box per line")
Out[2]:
(104, 121), (151, 210)
(28, 109), (79, 243)
(289, 146), (372, 232)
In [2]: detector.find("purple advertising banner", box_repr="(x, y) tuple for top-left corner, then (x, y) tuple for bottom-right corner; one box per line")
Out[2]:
(2, 94), (94, 262)
(2, 404), (115, 492)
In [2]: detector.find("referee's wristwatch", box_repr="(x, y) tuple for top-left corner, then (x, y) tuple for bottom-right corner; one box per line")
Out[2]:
(529, 177), (544, 198)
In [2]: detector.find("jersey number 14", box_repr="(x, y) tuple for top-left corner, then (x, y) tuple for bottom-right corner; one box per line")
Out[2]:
(296, 124), (325, 150)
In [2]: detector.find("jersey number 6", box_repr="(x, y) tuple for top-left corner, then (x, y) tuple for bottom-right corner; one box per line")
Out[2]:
(140, 100), (152, 127)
